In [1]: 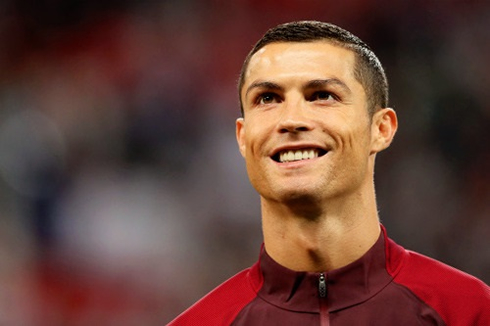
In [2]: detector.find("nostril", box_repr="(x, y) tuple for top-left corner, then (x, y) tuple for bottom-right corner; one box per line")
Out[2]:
(279, 125), (310, 133)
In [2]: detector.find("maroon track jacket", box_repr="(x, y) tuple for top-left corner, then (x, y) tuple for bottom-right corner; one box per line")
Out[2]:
(169, 226), (490, 325)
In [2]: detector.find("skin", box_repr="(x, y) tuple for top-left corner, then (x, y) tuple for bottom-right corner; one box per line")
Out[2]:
(236, 41), (398, 272)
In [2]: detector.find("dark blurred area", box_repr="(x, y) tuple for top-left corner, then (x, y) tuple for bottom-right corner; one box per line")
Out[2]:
(0, 0), (488, 324)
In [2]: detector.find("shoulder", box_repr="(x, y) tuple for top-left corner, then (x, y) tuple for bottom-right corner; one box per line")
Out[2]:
(167, 262), (262, 326)
(393, 247), (490, 325)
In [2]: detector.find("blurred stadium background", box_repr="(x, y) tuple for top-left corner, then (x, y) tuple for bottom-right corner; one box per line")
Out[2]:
(0, 0), (488, 324)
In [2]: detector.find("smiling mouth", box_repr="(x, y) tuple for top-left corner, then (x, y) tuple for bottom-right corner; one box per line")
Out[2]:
(272, 149), (328, 163)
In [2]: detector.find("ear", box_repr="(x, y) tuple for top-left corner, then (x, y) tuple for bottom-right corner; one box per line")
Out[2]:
(236, 117), (246, 158)
(370, 108), (398, 154)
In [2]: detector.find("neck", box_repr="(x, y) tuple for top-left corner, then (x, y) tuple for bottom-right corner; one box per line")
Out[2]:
(261, 187), (380, 272)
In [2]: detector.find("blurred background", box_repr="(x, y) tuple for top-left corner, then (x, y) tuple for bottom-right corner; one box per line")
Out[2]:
(0, 0), (488, 324)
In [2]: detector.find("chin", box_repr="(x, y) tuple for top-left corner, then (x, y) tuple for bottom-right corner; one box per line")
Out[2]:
(274, 186), (320, 204)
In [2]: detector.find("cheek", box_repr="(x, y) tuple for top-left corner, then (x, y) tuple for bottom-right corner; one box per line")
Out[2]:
(333, 120), (372, 155)
(351, 124), (373, 158)
(244, 121), (273, 156)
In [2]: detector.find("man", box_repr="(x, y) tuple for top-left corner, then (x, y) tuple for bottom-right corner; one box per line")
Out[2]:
(169, 21), (489, 325)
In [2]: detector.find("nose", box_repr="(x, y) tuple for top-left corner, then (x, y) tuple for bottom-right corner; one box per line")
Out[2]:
(277, 98), (314, 133)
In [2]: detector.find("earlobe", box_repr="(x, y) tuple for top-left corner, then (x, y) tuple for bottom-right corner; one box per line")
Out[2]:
(236, 118), (246, 158)
(371, 108), (398, 154)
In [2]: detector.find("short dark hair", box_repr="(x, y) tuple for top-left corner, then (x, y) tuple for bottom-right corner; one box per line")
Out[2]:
(238, 21), (388, 116)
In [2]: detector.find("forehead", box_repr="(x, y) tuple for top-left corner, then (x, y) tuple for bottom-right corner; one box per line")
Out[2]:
(243, 41), (359, 93)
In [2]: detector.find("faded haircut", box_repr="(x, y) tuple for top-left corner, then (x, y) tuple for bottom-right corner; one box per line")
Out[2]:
(238, 21), (388, 117)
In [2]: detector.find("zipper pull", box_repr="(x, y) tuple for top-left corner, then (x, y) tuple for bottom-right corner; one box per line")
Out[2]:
(318, 273), (327, 298)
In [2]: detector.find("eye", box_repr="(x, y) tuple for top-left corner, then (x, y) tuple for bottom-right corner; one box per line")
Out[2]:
(257, 93), (278, 105)
(310, 91), (336, 102)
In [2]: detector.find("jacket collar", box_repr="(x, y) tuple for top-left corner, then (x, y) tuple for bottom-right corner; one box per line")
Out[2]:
(256, 226), (400, 312)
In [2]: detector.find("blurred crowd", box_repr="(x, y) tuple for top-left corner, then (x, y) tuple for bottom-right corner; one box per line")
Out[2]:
(0, 0), (488, 324)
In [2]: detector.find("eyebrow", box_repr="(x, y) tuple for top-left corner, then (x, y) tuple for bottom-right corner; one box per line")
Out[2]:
(245, 78), (352, 98)
(304, 78), (352, 95)
(245, 81), (284, 98)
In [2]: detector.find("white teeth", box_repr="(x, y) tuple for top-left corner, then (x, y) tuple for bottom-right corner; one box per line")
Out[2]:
(279, 149), (319, 163)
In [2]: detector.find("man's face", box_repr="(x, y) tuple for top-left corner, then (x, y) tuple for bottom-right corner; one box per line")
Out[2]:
(237, 41), (380, 205)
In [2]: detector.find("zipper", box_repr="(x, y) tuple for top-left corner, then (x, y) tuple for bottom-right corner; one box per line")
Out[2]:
(318, 273), (329, 326)
(318, 273), (327, 298)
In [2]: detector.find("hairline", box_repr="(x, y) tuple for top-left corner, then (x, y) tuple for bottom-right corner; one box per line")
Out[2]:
(239, 39), (385, 118)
